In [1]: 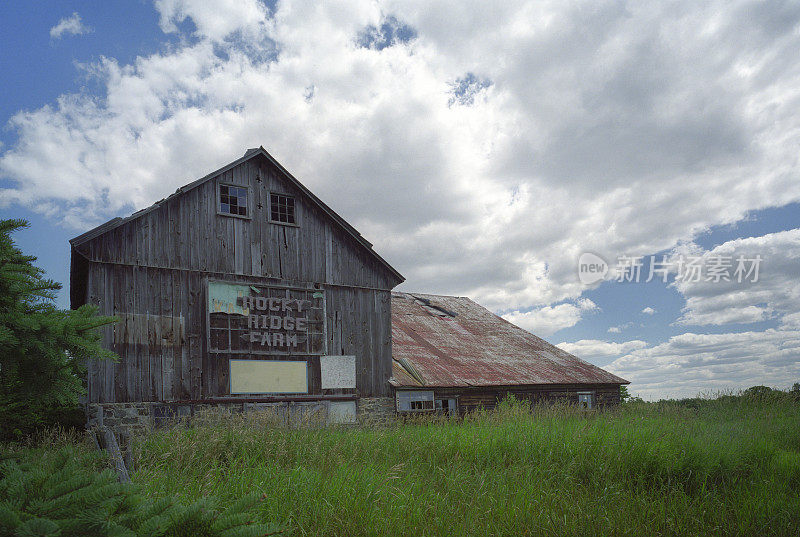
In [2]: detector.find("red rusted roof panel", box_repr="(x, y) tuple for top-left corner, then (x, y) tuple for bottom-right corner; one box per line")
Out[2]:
(391, 292), (629, 388)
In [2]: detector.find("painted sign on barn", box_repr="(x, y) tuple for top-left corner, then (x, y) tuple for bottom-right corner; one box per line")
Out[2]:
(208, 281), (325, 355)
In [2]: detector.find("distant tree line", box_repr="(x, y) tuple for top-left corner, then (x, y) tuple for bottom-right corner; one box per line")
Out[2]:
(621, 383), (800, 405)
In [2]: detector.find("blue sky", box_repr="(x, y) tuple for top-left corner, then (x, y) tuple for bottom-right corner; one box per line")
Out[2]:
(0, 3), (167, 134)
(1, 1), (799, 399)
(555, 202), (800, 352)
(0, 1), (173, 305)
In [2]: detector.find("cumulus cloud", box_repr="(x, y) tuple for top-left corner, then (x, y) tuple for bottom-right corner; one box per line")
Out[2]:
(563, 228), (800, 399)
(670, 229), (800, 326)
(49, 12), (91, 39)
(155, 0), (269, 41)
(3, 0), (800, 314)
(781, 312), (800, 330)
(642, 307), (655, 315)
(604, 329), (800, 399)
(502, 298), (598, 337)
(557, 339), (648, 360)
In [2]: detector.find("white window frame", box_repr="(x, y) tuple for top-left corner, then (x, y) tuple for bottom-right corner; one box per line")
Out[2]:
(577, 391), (595, 410)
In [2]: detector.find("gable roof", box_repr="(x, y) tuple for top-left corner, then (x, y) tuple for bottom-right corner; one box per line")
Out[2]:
(390, 292), (629, 388)
(70, 147), (403, 284)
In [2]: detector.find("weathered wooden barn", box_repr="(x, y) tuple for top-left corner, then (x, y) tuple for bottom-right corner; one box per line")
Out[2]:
(71, 147), (627, 431)
(390, 292), (629, 413)
(71, 147), (404, 428)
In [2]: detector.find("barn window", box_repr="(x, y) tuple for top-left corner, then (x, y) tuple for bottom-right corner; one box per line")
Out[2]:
(270, 193), (296, 225)
(435, 398), (457, 414)
(219, 184), (249, 217)
(396, 390), (435, 412)
(578, 392), (595, 410)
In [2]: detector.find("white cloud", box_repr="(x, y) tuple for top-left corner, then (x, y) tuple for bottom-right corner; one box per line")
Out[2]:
(670, 229), (800, 326)
(642, 307), (655, 315)
(50, 13), (92, 39)
(607, 322), (635, 333)
(605, 329), (800, 400)
(155, 0), (269, 41)
(502, 298), (598, 337)
(557, 339), (648, 360)
(2, 0), (800, 313)
(781, 312), (800, 330)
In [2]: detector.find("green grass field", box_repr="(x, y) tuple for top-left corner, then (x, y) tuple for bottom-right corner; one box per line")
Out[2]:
(128, 395), (800, 536)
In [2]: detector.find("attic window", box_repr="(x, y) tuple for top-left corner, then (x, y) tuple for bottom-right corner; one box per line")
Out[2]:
(219, 184), (248, 217)
(270, 193), (296, 225)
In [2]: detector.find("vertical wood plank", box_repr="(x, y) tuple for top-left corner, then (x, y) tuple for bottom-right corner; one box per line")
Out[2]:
(178, 272), (190, 400)
(159, 269), (170, 401)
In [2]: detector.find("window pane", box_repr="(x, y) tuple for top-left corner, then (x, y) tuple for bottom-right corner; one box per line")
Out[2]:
(219, 184), (250, 216)
(270, 193), (296, 224)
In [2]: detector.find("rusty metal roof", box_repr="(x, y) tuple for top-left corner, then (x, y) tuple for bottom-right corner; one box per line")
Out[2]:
(390, 292), (629, 388)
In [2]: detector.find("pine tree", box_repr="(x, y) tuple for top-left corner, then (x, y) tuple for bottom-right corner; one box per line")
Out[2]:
(0, 447), (285, 536)
(0, 219), (117, 440)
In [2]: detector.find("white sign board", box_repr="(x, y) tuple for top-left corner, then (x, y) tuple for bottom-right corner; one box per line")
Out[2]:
(230, 359), (308, 394)
(320, 355), (356, 389)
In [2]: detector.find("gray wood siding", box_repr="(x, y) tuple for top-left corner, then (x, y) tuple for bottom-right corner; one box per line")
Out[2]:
(75, 157), (396, 289)
(78, 155), (399, 403)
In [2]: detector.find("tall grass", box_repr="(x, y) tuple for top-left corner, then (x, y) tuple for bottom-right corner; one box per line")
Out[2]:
(134, 396), (800, 536)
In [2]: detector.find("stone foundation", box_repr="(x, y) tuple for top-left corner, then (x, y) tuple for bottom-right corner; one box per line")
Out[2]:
(87, 397), (396, 439)
(356, 397), (395, 425)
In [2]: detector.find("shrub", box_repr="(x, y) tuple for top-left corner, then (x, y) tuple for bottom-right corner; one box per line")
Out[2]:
(0, 443), (284, 536)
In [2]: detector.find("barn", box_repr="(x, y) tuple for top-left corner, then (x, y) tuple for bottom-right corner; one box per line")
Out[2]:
(70, 147), (627, 432)
(71, 147), (404, 429)
(390, 292), (629, 413)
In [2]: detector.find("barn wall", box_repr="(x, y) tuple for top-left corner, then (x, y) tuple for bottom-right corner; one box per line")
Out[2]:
(78, 154), (398, 403)
(429, 384), (623, 413)
(84, 264), (393, 403)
